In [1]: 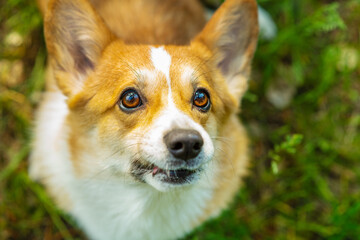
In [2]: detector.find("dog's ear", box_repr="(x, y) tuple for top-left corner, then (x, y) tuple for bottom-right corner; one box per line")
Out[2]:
(45, 0), (114, 96)
(193, 0), (259, 101)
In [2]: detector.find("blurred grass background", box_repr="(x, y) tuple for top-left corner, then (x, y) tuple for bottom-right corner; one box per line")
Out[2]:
(0, 0), (359, 239)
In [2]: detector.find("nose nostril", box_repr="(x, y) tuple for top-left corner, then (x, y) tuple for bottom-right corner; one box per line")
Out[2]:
(172, 142), (183, 151)
(193, 142), (201, 151)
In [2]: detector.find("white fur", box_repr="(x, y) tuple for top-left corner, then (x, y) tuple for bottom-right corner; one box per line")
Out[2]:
(181, 66), (195, 85)
(29, 92), (74, 199)
(71, 169), (216, 240)
(150, 46), (171, 84)
(150, 46), (174, 103)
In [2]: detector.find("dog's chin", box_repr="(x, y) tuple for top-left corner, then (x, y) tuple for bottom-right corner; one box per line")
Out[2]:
(131, 162), (202, 192)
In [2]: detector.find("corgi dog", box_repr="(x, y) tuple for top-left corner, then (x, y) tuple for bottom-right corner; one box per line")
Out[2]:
(30, 0), (259, 239)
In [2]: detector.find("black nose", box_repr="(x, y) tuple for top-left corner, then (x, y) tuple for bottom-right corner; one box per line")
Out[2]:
(164, 129), (204, 161)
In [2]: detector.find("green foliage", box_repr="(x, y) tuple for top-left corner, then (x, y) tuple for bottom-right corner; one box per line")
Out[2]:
(0, 0), (42, 35)
(269, 134), (303, 174)
(190, 0), (360, 239)
(303, 3), (346, 35)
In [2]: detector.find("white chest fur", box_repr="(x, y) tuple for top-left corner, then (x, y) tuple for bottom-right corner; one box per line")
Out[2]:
(71, 179), (213, 240)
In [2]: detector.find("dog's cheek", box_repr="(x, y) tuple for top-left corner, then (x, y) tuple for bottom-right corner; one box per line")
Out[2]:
(97, 113), (150, 164)
(69, 113), (129, 176)
(95, 114), (133, 152)
(204, 114), (218, 138)
(68, 122), (106, 178)
(199, 114), (217, 157)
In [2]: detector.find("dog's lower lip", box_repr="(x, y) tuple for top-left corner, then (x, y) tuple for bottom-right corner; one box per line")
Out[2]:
(151, 165), (196, 178)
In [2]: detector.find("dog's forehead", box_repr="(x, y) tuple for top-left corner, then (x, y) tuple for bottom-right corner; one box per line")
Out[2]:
(138, 46), (199, 88)
(134, 46), (202, 123)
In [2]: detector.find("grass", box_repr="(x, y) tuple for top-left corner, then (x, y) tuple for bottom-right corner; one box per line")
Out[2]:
(1, 0), (360, 239)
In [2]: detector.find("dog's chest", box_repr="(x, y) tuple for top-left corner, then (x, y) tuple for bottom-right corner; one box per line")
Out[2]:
(70, 180), (213, 240)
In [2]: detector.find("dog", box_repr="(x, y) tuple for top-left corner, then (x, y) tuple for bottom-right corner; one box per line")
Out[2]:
(30, 0), (259, 239)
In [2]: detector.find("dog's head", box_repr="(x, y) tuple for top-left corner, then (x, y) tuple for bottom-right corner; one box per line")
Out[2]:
(45, 0), (258, 191)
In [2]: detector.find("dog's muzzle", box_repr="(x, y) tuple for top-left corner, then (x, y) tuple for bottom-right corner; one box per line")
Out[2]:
(130, 129), (205, 186)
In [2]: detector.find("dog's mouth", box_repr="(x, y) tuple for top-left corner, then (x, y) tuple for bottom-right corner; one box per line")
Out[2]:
(152, 166), (198, 182)
(131, 161), (200, 185)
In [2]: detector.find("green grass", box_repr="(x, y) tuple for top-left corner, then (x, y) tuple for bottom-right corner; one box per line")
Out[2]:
(1, 0), (360, 239)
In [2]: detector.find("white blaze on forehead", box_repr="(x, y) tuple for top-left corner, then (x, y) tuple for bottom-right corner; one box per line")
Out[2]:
(150, 46), (174, 104)
(150, 46), (171, 84)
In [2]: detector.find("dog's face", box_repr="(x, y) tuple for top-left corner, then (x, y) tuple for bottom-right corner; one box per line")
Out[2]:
(45, 0), (258, 191)
(66, 44), (235, 191)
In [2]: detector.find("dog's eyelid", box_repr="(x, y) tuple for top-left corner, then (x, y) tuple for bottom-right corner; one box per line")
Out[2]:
(119, 86), (147, 101)
(194, 87), (211, 99)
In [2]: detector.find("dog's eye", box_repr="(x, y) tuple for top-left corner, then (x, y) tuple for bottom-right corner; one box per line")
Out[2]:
(193, 89), (210, 112)
(119, 89), (142, 111)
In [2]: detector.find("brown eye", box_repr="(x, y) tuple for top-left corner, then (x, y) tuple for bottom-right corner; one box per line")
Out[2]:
(119, 89), (142, 111)
(193, 89), (210, 112)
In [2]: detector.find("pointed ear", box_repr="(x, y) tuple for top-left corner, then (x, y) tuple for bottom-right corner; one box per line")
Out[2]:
(193, 0), (259, 100)
(44, 0), (114, 96)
